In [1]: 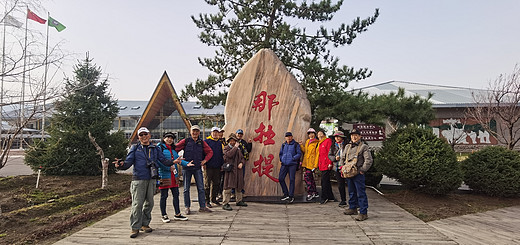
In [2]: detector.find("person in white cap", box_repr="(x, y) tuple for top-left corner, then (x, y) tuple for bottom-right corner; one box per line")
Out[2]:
(203, 127), (225, 207)
(113, 127), (178, 238)
(175, 125), (214, 214)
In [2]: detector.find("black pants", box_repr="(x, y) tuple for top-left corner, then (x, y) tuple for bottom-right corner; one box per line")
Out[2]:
(336, 170), (347, 203)
(321, 170), (335, 201)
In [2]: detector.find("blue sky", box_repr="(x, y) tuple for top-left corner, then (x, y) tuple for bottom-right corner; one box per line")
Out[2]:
(18, 0), (520, 100)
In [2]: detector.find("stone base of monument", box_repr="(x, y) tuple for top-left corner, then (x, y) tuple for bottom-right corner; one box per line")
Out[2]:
(192, 187), (324, 204)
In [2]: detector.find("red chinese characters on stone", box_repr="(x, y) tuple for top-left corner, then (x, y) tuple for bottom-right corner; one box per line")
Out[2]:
(252, 91), (279, 120)
(252, 154), (279, 182)
(253, 122), (276, 145)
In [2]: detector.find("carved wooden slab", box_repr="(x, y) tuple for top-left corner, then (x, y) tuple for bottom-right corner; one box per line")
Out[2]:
(224, 49), (311, 196)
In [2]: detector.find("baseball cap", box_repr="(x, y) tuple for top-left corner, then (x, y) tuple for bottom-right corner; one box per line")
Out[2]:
(307, 128), (316, 134)
(350, 128), (361, 135)
(191, 125), (201, 131)
(211, 127), (220, 132)
(236, 129), (244, 134)
(285, 132), (293, 137)
(137, 127), (150, 135)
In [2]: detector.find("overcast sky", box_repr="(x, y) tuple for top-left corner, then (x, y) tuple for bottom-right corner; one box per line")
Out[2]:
(13, 0), (520, 101)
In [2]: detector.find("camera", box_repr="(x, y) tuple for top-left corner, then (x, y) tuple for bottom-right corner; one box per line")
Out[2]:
(147, 161), (159, 179)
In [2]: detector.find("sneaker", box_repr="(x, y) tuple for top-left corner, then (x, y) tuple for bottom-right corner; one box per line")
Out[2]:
(231, 194), (236, 200)
(344, 208), (358, 215)
(223, 204), (233, 211)
(173, 214), (188, 221)
(312, 193), (320, 200)
(140, 225), (153, 233)
(281, 195), (290, 201)
(185, 207), (191, 215)
(199, 207), (213, 213)
(206, 202), (213, 208)
(319, 199), (329, 205)
(355, 213), (368, 221)
(161, 215), (170, 223)
(236, 201), (248, 207)
(130, 229), (139, 238)
(338, 201), (347, 207)
(306, 194), (312, 201)
(288, 197), (295, 203)
(212, 200), (221, 206)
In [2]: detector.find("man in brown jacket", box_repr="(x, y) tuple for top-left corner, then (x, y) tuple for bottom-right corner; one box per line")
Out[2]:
(222, 133), (248, 211)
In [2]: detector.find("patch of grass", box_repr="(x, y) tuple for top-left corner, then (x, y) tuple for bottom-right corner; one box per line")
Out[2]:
(0, 233), (6, 238)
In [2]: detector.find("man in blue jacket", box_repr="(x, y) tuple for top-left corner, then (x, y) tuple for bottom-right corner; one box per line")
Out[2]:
(204, 127), (224, 207)
(278, 132), (302, 203)
(113, 127), (175, 238)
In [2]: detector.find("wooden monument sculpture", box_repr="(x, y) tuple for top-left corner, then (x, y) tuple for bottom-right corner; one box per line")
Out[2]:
(224, 49), (311, 196)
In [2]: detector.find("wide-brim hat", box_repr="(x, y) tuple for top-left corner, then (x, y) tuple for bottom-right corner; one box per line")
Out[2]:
(227, 133), (239, 142)
(333, 131), (346, 137)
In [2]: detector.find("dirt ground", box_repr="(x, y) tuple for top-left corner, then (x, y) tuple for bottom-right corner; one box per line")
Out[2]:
(0, 174), (133, 245)
(383, 189), (520, 222)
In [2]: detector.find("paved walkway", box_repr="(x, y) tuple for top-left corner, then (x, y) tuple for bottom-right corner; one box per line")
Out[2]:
(55, 186), (458, 245)
(429, 206), (520, 245)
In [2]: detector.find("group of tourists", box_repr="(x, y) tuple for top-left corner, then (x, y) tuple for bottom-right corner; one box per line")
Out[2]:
(278, 128), (373, 221)
(114, 125), (252, 238)
(114, 125), (372, 238)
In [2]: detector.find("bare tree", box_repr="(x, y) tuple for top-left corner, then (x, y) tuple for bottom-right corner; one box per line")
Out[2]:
(0, 0), (68, 170)
(467, 65), (520, 150)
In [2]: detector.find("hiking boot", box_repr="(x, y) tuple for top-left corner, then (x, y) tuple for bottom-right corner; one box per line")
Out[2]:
(140, 225), (153, 233)
(185, 207), (191, 215)
(130, 229), (139, 238)
(173, 214), (188, 221)
(338, 201), (347, 207)
(355, 213), (368, 221)
(236, 201), (248, 207)
(212, 200), (221, 206)
(199, 207), (213, 213)
(161, 215), (170, 223)
(223, 204), (233, 211)
(344, 208), (358, 215)
(206, 202), (213, 208)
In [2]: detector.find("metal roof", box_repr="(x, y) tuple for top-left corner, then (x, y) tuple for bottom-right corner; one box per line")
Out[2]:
(357, 81), (488, 108)
(116, 101), (224, 116)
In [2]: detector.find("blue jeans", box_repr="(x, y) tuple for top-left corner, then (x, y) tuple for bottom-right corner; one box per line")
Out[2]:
(183, 168), (206, 208)
(129, 180), (155, 230)
(160, 187), (180, 216)
(347, 173), (368, 214)
(279, 165), (297, 197)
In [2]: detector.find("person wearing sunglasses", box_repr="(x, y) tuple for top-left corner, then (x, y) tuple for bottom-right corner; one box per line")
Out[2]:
(113, 127), (178, 238)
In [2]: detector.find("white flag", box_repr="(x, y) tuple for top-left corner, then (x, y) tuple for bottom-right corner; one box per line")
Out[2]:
(0, 15), (23, 28)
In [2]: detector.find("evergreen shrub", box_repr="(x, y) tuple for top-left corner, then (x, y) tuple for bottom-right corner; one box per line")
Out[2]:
(461, 146), (520, 197)
(376, 126), (462, 195)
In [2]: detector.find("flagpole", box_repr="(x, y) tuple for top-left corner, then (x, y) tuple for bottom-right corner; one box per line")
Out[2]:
(1, 7), (7, 144)
(42, 12), (50, 139)
(20, 7), (29, 149)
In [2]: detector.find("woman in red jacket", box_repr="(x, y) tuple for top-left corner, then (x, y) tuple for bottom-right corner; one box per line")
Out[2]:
(317, 131), (335, 204)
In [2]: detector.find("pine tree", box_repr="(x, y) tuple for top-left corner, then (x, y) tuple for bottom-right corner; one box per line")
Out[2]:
(25, 55), (128, 175)
(181, 0), (379, 126)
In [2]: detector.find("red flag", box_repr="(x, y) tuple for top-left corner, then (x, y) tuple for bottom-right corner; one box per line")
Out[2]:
(27, 9), (46, 24)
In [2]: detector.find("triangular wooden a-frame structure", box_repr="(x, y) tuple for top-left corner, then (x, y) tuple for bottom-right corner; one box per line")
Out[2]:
(129, 71), (191, 143)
